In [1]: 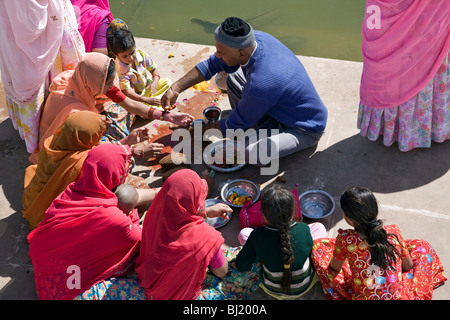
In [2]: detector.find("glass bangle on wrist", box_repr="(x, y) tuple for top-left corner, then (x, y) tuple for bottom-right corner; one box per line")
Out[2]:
(147, 108), (155, 119)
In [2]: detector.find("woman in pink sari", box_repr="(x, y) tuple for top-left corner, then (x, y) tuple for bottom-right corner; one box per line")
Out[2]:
(358, 1), (449, 151)
(28, 143), (141, 300)
(34, 52), (193, 163)
(136, 169), (261, 300)
(71, 0), (113, 55)
(0, 0), (84, 154)
(136, 169), (227, 300)
(73, 169), (260, 300)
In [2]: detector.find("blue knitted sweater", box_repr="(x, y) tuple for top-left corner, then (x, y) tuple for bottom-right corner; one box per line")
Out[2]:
(196, 31), (328, 134)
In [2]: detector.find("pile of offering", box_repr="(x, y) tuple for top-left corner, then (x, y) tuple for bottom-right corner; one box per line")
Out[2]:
(221, 178), (260, 208)
(213, 150), (238, 169)
(228, 192), (252, 206)
(203, 140), (246, 172)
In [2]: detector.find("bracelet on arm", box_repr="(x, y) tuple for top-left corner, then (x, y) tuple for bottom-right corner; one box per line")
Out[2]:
(147, 107), (156, 119)
(160, 110), (168, 121)
(131, 145), (144, 158)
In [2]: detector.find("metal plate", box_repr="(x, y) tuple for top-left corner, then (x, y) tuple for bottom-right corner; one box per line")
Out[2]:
(204, 199), (232, 229)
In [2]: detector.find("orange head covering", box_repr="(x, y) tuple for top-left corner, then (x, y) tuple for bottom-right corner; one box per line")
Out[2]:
(23, 110), (105, 229)
(34, 52), (113, 163)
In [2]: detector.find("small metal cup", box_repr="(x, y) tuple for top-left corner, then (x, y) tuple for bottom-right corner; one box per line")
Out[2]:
(203, 106), (222, 123)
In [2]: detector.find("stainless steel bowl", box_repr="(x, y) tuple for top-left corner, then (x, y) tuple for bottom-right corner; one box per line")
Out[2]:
(203, 139), (246, 172)
(214, 71), (228, 92)
(204, 199), (232, 229)
(298, 190), (335, 219)
(203, 106), (222, 123)
(220, 179), (260, 208)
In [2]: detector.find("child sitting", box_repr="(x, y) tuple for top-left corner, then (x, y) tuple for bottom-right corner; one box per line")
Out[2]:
(107, 22), (171, 108)
(311, 186), (447, 300)
(235, 185), (327, 299)
(114, 184), (139, 215)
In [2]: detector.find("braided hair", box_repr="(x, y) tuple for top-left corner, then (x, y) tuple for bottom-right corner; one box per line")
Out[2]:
(340, 186), (401, 269)
(260, 185), (295, 294)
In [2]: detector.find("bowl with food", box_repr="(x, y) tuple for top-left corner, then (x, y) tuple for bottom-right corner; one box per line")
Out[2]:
(203, 106), (222, 123)
(220, 179), (260, 208)
(203, 139), (246, 172)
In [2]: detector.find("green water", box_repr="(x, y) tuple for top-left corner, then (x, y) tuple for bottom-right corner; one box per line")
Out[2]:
(109, 0), (365, 62)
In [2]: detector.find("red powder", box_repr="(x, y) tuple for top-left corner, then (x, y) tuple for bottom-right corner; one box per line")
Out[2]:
(144, 91), (226, 174)
(177, 91), (226, 120)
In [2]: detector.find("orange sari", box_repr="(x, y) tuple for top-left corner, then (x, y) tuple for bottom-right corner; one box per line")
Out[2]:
(22, 111), (105, 229)
(33, 52), (112, 163)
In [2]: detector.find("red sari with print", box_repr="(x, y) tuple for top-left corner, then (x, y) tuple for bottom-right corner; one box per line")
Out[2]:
(311, 225), (446, 300)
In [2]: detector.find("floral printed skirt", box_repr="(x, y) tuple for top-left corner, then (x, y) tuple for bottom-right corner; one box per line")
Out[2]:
(6, 9), (84, 154)
(311, 238), (447, 300)
(358, 52), (449, 152)
(74, 247), (261, 300)
(196, 246), (261, 300)
(74, 275), (146, 300)
(101, 103), (136, 143)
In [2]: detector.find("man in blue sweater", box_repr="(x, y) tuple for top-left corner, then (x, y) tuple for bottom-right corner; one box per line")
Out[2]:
(161, 17), (327, 171)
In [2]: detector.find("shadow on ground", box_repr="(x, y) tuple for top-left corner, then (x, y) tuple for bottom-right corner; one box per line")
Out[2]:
(0, 115), (448, 299)
(0, 119), (36, 299)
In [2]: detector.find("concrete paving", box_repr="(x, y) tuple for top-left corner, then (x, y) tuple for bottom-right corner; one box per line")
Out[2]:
(0, 37), (448, 300)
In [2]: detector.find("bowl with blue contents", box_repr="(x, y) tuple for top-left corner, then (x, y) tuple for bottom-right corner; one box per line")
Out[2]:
(298, 190), (335, 219)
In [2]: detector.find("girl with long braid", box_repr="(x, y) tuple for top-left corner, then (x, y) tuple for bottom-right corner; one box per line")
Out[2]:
(311, 186), (447, 300)
(236, 185), (327, 299)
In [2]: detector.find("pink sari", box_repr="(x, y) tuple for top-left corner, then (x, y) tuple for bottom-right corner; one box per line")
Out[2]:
(135, 169), (224, 300)
(70, 0), (113, 52)
(27, 143), (141, 300)
(360, 0), (450, 108)
(35, 52), (112, 163)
